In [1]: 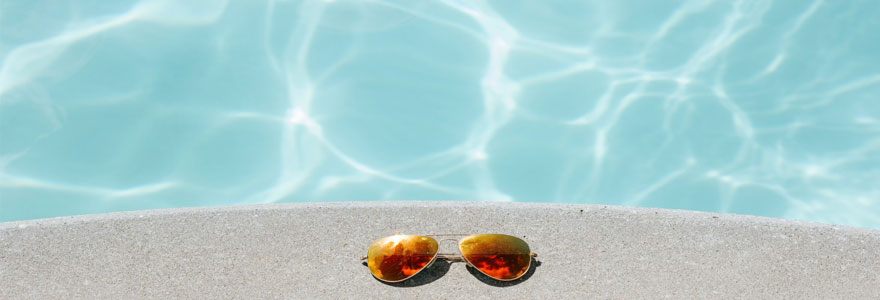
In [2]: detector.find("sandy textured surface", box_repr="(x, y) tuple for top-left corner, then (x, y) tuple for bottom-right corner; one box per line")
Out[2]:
(2, 201), (879, 299)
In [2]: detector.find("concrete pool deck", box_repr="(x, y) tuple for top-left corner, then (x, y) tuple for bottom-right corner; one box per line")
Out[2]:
(1, 201), (878, 299)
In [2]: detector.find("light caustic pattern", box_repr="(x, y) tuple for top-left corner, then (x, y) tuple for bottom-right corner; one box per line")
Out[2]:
(1, 0), (879, 227)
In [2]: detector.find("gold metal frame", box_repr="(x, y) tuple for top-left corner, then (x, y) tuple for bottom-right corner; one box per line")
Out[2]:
(361, 234), (538, 283)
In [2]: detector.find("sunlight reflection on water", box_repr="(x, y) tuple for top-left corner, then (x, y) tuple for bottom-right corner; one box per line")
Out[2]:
(1, 0), (879, 228)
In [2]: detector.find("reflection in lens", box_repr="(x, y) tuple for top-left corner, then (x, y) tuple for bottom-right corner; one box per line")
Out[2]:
(459, 234), (531, 281)
(367, 235), (439, 282)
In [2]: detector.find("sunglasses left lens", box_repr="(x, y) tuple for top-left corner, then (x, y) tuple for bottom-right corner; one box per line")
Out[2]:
(367, 235), (439, 282)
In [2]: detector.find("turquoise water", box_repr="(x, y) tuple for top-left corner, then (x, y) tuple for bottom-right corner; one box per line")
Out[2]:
(1, 0), (879, 228)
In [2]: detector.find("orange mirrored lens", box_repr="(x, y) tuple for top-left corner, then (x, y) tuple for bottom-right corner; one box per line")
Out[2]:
(367, 235), (439, 282)
(459, 234), (531, 281)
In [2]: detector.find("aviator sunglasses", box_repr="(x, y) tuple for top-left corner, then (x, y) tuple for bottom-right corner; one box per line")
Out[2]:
(361, 234), (537, 282)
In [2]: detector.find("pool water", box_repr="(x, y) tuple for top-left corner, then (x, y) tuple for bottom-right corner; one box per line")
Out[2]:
(1, 0), (879, 228)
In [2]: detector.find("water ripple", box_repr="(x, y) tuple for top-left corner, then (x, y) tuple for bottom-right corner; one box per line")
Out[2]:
(1, 0), (879, 228)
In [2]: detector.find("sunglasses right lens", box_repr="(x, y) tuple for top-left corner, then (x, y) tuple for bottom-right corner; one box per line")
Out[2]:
(459, 234), (531, 281)
(367, 235), (439, 282)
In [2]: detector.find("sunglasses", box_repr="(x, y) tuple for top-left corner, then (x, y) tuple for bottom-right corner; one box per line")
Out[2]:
(361, 234), (537, 283)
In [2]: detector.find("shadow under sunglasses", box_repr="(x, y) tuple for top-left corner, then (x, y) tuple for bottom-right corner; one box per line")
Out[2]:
(363, 258), (541, 287)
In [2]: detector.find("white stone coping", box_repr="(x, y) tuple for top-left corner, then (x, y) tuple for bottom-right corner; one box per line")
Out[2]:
(2, 201), (878, 299)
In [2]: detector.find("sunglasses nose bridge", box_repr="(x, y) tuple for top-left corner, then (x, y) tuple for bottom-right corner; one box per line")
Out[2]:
(436, 238), (459, 244)
(435, 238), (463, 259)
